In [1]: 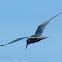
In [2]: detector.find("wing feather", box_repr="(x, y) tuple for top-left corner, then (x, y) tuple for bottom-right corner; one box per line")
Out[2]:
(35, 12), (62, 36)
(0, 37), (28, 46)
(0, 37), (40, 46)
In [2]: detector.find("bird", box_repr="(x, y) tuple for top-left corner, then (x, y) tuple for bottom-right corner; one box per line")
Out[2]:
(0, 12), (62, 49)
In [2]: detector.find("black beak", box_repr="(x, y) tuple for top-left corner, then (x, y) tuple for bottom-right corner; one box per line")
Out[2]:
(25, 44), (28, 50)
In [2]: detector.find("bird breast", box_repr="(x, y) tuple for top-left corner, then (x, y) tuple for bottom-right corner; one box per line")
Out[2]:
(27, 38), (42, 44)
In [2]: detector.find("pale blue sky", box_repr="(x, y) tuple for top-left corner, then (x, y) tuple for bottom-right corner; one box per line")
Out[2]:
(0, 0), (62, 62)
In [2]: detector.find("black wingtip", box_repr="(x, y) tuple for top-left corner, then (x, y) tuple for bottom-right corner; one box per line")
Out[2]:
(0, 45), (5, 46)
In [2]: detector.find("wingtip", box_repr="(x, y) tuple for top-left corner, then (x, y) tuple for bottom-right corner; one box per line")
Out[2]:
(60, 11), (62, 13)
(0, 45), (5, 46)
(59, 11), (62, 14)
(0, 44), (8, 46)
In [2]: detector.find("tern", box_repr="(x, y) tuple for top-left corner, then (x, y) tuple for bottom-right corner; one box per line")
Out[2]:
(0, 12), (62, 49)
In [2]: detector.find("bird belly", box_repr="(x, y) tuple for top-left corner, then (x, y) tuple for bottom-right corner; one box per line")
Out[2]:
(29, 38), (42, 43)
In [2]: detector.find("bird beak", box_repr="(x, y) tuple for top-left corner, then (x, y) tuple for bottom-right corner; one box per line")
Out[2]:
(25, 44), (28, 50)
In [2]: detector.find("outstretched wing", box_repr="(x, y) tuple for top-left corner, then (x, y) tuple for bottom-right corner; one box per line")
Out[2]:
(34, 12), (62, 36)
(0, 37), (29, 46)
(0, 37), (40, 46)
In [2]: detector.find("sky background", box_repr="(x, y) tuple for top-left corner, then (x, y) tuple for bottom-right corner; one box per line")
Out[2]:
(0, 0), (62, 62)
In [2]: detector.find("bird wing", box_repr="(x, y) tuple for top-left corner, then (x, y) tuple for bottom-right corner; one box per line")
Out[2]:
(34, 12), (62, 36)
(0, 37), (29, 46)
(0, 37), (40, 46)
